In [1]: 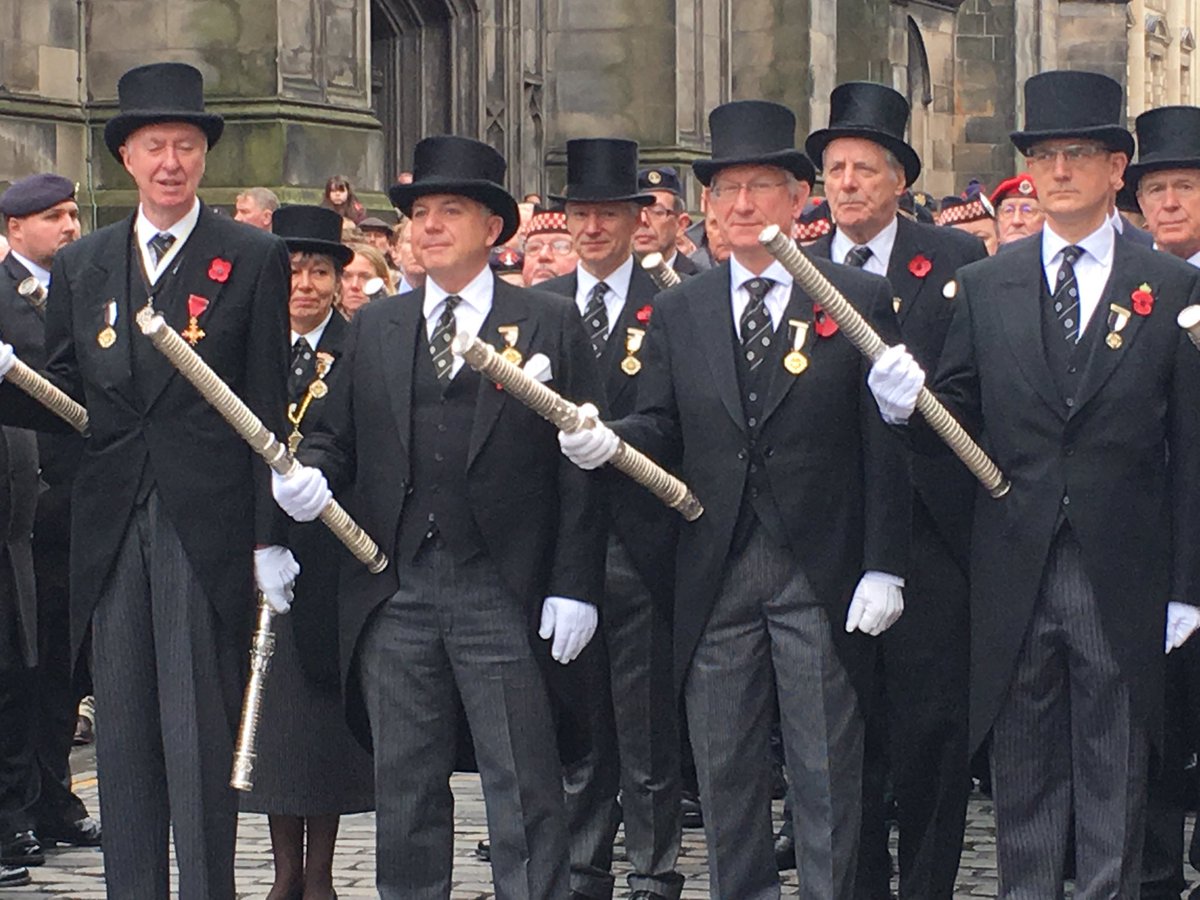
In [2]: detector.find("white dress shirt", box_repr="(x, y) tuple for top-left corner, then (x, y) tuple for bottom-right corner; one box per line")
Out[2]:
(8, 250), (50, 291)
(291, 309), (334, 350)
(1109, 208), (1125, 234)
(1041, 219), (1115, 339)
(574, 255), (634, 337)
(830, 216), (898, 278)
(134, 198), (201, 285)
(423, 264), (494, 378)
(728, 255), (794, 337)
(1188, 249), (1200, 268)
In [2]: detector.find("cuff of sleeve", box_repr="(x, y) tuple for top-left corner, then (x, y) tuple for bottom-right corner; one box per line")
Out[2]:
(863, 570), (905, 589)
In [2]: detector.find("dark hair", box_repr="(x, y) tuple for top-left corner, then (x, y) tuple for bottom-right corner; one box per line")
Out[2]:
(321, 175), (365, 223)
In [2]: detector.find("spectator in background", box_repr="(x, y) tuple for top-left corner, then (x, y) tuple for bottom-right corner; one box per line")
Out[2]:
(687, 204), (729, 270)
(321, 175), (365, 224)
(937, 187), (998, 255)
(523, 192), (543, 204)
(338, 242), (395, 319)
(521, 205), (577, 286)
(990, 174), (1044, 246)
(489, 246), (525, 286)
(390, 218), (424, 293)
(234, 187), (279, 231)
(357, 217), (393, 256)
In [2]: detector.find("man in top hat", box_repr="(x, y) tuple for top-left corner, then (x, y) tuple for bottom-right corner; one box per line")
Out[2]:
(991, 174), (1044, 246)
(0, 62), (295, 899)
(522, 205), (578, 286)
(633, 166), (698, 278)
(271, 134), (606, 898)
(0, 174), (101, 882)
(558, 99), (911, 900)
(538, 138), (684, 900)
(867, 69), (1200, 897)
(1123, 104), (1200, 899)
(802, 80), (987, 900)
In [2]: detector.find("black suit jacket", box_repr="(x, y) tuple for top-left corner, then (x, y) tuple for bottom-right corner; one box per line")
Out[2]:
(0, 205), (292, 654)
(1119, 214), (1154, 247)
(929, 233), (1200, 749)
(613, 257), (911, 691)
(671, 251), (700, 278)
(298, 276), (607, 754)
(810, 216), (987, 566)
(540, 263), (678, 602)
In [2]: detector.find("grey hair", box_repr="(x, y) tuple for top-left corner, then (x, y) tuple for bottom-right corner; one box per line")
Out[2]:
(237, 186), (280, 211)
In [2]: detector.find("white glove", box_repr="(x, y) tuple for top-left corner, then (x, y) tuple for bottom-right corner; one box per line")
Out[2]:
(558, 402), (619, 470)
(271, 464), (331, 522)
(538, 595), (599, 664)
(845, 571), (905, 636)
(254, 545), (300, 614)
(867, 344), (925, 425)
(1166, 601), (1200, 653)
(0, 340), (14, 380)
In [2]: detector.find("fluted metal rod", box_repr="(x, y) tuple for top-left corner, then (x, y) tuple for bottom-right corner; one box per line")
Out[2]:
(758, 225), (1010, 499)
(6, 359), (88, 433)
(641, 252), (683, 291)
(1178, 305), (1200, 352)
(229, 593), (275, 791)
(452, 334), (703, 521)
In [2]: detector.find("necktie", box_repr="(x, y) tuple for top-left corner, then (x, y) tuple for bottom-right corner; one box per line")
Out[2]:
(430, 295), (461, 383)
(583, 282), (610, 358)
(1052, 245), (1083, 342)
(739, 278), (776, 372)
(289, 337), (313, 398)
(843, 245), (873, 268)
(148, 232), (176, 266)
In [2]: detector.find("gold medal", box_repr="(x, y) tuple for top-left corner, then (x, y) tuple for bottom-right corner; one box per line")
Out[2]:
(500, 346), (523, 366)
(1106, 332), (1123, 350)
(783, 350), (808, 374)
(97, 326), (116, 348)
(498, 325), (522, 366)
(1106, 303), (1130, 351)
(783, 319), (810, 375)
(309, 379), (328, 399)
(621, 356), (642, 376)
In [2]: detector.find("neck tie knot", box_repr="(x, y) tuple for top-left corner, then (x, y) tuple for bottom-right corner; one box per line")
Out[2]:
(148, 231), (176, 266)
(844, 245), (873, 268)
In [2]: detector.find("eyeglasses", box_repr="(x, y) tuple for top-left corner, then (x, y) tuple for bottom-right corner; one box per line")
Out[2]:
(708, 179), (789, 200)
(1024, 144), (1109, 166)
(997, 202), (1040, 219)
(645, 205), (677, 220)
(525, 238), (574, 256)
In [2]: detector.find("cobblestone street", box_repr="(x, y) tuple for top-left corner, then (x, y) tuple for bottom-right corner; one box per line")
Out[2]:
(6, 746), (1195, 898)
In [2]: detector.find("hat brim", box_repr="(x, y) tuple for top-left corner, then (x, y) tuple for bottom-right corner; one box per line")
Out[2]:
(805, 128), (921, 187)
(692, 150), (816, 187)
(1123, 156), (1200, 193)
(104, 112), (224, 160)
(283, 238), (354, 268)
(1009, 126), (1135, 159)
(548, 190), (657, 207)
(388, 178), (520, 245)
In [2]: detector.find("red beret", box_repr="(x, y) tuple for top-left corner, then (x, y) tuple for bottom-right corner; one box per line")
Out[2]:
(989, 173), (1037, 205)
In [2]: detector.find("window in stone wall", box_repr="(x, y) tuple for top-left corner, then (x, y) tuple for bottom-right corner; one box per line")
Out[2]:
(1149, 51), (1167, 107)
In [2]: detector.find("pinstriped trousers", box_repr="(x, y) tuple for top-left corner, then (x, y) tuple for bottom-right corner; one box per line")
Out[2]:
(90, 490), (244, 900)
(991, 526), (1149, 900)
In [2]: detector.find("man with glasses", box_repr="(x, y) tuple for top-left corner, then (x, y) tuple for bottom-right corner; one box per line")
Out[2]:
(804, 81), (986, 900)
(866, 70), (1200, 897)
(523, 205), (578, 286)
(633, 167), (698, 277)
(991, 174), (1044, 246)
(558, 100), (911, 900)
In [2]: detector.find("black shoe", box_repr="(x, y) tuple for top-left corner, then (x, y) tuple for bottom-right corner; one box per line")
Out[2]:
(0, 832), (42, 868)
(36, 815), (102, 848)
(475, 839), (490, 862)
(774, 830), (795, 872)
(680, 792), (703, 829)
(0, 865), (30, 888)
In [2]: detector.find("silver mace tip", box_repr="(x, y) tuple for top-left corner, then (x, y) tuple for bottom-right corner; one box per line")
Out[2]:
(758, 224), (782, 245)
(450, 332), (473, 356)
(137, 308), (165, 335)
(1178, 305), (1200, 332)
(641, 252), (664, 270)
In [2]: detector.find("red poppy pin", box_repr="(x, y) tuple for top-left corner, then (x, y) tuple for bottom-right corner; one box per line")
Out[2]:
(636, 304), (653, 324)
(908, 254), (932, 278)
(1131, 283), (1154, 317)
(208, 257), (232, 284)
(813, 303), (839, 338)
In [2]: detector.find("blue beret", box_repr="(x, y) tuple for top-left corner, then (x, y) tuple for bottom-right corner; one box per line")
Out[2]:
(638, 166), (683, 196)
(0, 174), (76, 218)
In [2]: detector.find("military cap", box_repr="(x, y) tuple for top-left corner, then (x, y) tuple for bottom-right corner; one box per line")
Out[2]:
(989, 174), (1037, 205)
(0, 174), (76, 218)
(523, 204), (569, 238)
(638, 166), (683, 196)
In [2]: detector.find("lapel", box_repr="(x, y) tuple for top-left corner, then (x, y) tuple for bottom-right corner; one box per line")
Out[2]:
(383, 291), (423, 458)
(82, 219), (140, 412)
(604, 264), (658, 410)
(1, 254), (41, 321)
(886, 217), (934, 325)
(691, 264), (747, 434)
(467, 279), (535, 468)
(1069, 237), (1150, 419)
(761, 283), (816, 424)
(996, 237), (1065, 418)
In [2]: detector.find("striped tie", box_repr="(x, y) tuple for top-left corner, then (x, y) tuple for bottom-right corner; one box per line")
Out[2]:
(739, 278), (775, 371)
(843, 245), (873, 268)
(148, 232), (176, 266)
(429, 295), (461, 383)
(583, 282), (610, 358)
(1052, 245), (1083, 342)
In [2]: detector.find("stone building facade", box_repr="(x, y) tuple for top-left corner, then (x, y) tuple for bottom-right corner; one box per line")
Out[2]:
(0, 0), (1141, 224)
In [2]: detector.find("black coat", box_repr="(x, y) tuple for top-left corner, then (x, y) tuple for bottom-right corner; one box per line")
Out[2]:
(929, 234), (1200, 749)
(298, 277), (607, 758)
(810, 216), (988, 566)
(0, 206), (292, 654)
(613, 258), (912, 692)
(672, 251), (700, 278)
(540, 264), (678, 603)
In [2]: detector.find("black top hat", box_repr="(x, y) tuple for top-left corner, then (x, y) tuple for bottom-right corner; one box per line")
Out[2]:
(388, 136), (520, 245)
(103, 63), (224, 160)
(272, 205), (354, 268)
(638, 165), (683, 197)
(550, 139), (655, 206)
(1010, 71), (1134, 158)
(693, 101), (815, 187)
(1125, 105), (1200, 191)
(806, 83), (921, 186)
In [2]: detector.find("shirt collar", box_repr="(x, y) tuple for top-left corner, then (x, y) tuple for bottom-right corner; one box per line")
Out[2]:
(1188, 249), (1200, 268)
(8, 250), (50, 289)
(729, 254), (793, 293)
(423, 263), (494, 320)
(577, 254), (634, 301)
(1041, 218), (1115, 269)
(830, 215), (899, 268)
(135, 198), (201, 248)
(1109, 208), (1124, 233)
(291, 309), (334, 348)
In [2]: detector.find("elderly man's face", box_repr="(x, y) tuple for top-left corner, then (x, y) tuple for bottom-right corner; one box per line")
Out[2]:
(120, 122), (207, 225)
(1138, 168), (1200, 260)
